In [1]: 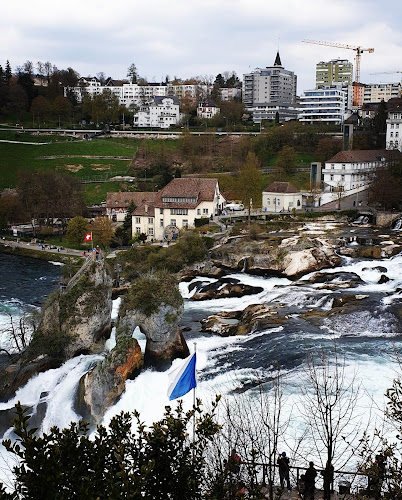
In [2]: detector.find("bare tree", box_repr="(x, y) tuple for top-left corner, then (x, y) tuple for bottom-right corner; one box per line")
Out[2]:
(0, 311), (39, 354)
(299, 350), (363, 499)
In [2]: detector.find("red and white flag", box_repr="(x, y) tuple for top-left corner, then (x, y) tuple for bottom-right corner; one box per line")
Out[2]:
(84, 232), (92, 242)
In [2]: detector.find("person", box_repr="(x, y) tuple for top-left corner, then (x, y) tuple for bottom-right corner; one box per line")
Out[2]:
(277, 451), (291, 490)
(304, 462), (317, 500)
(227, 448), (242, 476)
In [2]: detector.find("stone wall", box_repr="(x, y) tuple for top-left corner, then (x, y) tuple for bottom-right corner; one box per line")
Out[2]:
(376, 212), (402, 227)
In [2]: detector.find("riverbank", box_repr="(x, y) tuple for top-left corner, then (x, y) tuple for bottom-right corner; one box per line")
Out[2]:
(0, 240), (83, 264)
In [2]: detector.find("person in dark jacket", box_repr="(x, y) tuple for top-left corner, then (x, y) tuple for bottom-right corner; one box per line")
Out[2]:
(277, 452), (291, 490)
(304, 462), (317, 500)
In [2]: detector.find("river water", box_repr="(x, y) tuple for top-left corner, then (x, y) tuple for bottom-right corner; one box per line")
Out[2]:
(0, 227), (401, 489)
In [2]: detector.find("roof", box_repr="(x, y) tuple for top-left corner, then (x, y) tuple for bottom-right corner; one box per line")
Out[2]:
(387, 97), (402, 112)
(153, 95), (180, 106)
(264, 182), (299, 194)
(106, 191), (157, 208)
(274, 51), (282, 67)
(198, 99), (218, 108)
(327, 149), (402, 163)
(154, 178), (219, 209)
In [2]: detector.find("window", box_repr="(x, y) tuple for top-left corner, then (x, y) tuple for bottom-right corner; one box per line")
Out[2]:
(135, 227), (141, 233)
(148, 228), (154, 236)
(160, 219), (164, 227)
(277, 199), (280, 206)
(203, 208), (209, 215)
(182, 220), (188, 227)
(170, 219), (176, 226)
(297, 200), (301, 207)
(170, 208), (188, 215)
(147, 218), (152, 224)
(197, 209), (201, 215)
(160, 208), (163, 214)
(330, 174), (334, 181)
(135, 217), (141, 224)
(331, 164), (334, 169)
(267, 198), (270, 205)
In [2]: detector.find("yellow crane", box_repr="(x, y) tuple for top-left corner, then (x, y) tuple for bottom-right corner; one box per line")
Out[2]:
(302, 39), (374, 84)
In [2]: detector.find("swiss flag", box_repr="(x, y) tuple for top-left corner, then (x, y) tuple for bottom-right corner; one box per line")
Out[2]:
(84, 232), (92, 242)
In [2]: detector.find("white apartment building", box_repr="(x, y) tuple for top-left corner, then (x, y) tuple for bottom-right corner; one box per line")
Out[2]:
(363, 83), (402, 104)
(133, 96), (183, 129)
(242, 52), (297, 123)
(299, 85), (351, 125)
(322, 150), (402, 192)
(386, 98), (402, 151)
(130, 178), (225, 241)
(65, 81), (209, 108)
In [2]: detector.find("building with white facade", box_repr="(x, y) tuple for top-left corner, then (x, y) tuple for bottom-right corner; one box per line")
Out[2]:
(386, 97), (402, 152)
(322, 149), (402, 193)
(242, 52), (297, 123)
(130, 178), (225, 241)
(262, 182), (302, 213)
(299, 84), (351, 125)
(316, 59), (353, 87)
(363, 83), (402, 104)
(65, 81), (209, 109)
(133, 96), (183, 129)
(197, 99), (220, 119)
(106, 192), (157, 223)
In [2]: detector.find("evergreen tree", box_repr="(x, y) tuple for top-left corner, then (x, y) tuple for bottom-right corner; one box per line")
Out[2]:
(5, 60), (12, 85)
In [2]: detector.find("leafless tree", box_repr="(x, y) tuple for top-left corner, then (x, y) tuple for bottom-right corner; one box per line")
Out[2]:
(0, 311), (39, 354)
(299, 349), (364, 499)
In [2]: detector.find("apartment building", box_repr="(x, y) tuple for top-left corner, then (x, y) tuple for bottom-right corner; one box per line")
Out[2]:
(363, 82), (402, 104)
(299, 84), (351, 125)
(242, 52), (297, 123)
(220, 87), (242, 101)
(386, 97), (402, 151)
(322, 149), (402, 192)
(133, 96), (183, 129)
(197, 99), (220, 120)
(316, 59), (353, 87)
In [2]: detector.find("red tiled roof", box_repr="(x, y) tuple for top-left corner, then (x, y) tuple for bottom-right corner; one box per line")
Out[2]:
(106, 191), (156, 208)
(327, 150), (402, 164)
(264, 181), (299, 194)
(153, 178), (219, 208)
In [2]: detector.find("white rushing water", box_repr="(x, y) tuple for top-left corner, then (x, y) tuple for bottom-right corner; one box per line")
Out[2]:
(0, 250), (401, 490)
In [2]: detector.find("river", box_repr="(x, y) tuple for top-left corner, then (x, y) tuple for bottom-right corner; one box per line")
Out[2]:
(0, 226), (401, 489)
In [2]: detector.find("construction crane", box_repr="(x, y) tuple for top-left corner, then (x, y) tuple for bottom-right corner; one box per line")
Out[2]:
(302, 39), (374, 84)
(370, 71), (402, 75)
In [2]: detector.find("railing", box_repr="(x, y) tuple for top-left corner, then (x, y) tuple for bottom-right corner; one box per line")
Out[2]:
(65, 255), (94, 292)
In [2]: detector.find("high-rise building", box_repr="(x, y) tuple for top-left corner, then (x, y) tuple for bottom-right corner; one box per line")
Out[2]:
(242, 52), (298, 123)
(316, 59), (353, 88)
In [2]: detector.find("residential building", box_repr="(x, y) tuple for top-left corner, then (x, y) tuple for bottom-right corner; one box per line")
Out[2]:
(363, 82), (402, 104)
(220, 88), (242, 101)
(262, 182), (302, 213)
(298, 84), (351, 125)
(197, 99), (220, 120)
(133, 96), (183, 129)
(242, 52), (297, 123)
(316, 59), (353, 87)
(106, 192), (157, 222)
(386, 97), (402, 151)
(322, 149), (402, 193)
(65, 81), (209, 108)
(130, 178), (225, 241)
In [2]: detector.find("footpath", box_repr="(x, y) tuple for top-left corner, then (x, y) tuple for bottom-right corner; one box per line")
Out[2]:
(1, 238), (85, 259)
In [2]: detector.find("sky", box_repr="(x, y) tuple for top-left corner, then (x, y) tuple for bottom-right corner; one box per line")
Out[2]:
(1, 0), (402, 94)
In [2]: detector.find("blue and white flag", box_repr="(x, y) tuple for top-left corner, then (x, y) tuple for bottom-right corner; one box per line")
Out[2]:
(167, 352), (197, 401)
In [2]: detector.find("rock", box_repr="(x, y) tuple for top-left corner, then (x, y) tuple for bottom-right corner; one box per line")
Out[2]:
(201, 304), (286, 336)
(362, 266), (388, 273)
(191, 281), (263, 301)
(82, 337), (143, 423)
(119, 303), (189, 367)
(302, 272), (364, 287)
(378, 274), (390, 284)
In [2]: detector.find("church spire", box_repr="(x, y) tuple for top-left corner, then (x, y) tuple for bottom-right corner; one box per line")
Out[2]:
(274, 51), (282, 66)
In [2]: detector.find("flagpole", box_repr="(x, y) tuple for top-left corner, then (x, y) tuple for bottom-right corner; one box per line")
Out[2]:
(193, 342), (197, 441)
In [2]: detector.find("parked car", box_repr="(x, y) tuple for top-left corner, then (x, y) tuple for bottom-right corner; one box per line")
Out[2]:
(225, 203), (244, 211)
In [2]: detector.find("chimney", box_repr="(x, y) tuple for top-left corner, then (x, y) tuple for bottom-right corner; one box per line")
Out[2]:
(145, 204), (148, 213)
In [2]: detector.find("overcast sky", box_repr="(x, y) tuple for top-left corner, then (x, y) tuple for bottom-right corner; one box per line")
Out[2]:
(1, 0), (401, 93)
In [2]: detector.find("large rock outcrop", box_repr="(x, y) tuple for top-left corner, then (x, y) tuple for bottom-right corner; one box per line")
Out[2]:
(81, 335), (143, 423)
(40, 258), (113, 358)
